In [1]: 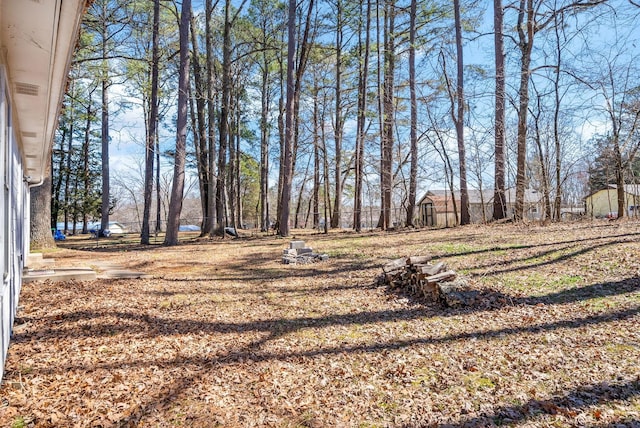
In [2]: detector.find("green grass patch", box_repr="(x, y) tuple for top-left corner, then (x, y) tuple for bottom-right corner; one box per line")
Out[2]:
(12, 417), (27, 428)
(464, 373), (496, 392)
(497, 273), (584, 295)
(580, 296), (615, 312)
(427, 242), (477, 255)
(605, 343), (638, 355)
(377, 400), (399, 413)
(411, 367), (437, 388)
(337, 326), (368, 341)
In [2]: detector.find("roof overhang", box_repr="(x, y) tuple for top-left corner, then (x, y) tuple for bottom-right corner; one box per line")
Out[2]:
(0, 0), (86, 185)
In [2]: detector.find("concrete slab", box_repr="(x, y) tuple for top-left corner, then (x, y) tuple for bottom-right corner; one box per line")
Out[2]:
(26, 252), (43, 264)
(23, 268), (97, 283)
(25, 252), (55, 269)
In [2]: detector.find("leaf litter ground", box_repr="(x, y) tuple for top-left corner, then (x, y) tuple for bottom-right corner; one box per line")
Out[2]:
(1, 221), (639, 427)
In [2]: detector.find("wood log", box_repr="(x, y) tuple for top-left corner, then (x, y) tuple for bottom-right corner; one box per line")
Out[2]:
(390, 280), (404, 289)
(408, 255), (431, 265)
(409, 263), (431, 272)
(409, 273), (418, 285)
(385, 268), (403, 280)
(419, 261), (447, 278)
(425, 270), (456, 284)
(380, 257), (466, 304)
(420, 281), (438, 299)
(383, 258), (408, 273)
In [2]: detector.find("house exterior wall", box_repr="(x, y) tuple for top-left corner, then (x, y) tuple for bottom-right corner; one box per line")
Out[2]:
(586, 189), (627, 218)
(468, 203), (492, 223)
(0, 68), (28, 380)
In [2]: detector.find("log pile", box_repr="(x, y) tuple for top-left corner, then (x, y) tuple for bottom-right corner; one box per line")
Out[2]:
(380, 256), (476, 307)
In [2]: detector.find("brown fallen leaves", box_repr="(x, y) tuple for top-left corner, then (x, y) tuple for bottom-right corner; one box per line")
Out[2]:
(1, 221), (639, 427)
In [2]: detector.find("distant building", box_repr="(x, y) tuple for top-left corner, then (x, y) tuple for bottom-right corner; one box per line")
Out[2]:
(584, 184), (640, 218)
(417, 188), (544, 227)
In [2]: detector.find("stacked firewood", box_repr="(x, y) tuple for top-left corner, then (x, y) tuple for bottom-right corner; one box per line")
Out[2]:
(380, 256), (464, 303)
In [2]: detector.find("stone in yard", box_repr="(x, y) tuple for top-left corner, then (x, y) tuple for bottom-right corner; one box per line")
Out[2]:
(282, 255), (297, 264)
(297, 247), (313, 255)
(290, 240), (306, 249)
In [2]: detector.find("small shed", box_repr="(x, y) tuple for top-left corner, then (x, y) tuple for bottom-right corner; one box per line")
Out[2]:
(418, 188), (544, 227)
(418, 193), (459, 227)
(585, 184), (640, 218)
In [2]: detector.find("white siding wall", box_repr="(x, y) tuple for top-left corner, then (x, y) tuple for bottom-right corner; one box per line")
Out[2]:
(0, 68), (28, 382)
(0, 68), (8, 378)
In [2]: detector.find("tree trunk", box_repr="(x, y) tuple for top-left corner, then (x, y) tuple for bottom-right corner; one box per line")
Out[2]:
(493, 0), (507, 221)
(31, 174), (56, 250)
(141, 0), (160, 244)
(331, 0), (344, 229)
(274, 49), (285, 233)
(279, 0), (315, 236)
(380, 0), (395, 230)
(216, 0), (233, 236)
(514, 0), (534, 222)
(278, 0), (297, 237)
(354, 0), (371, 232)
(259, 47), (270, 232)
(294, 157), (311, 228)
(82, 101), (93, 234)
(51, 127), (65, 232)
(375, 0), (384, 229)
(63, 109), (73, 234)
(155, 134), (161, 232)
(531, 94), (552, 221)
(164, 0), (191, 246)
(313, 84), (320, 229)
(190, 10), (210, 236)
(406, 0), (417, 228)
(205, 0), (217, 236)
(322, 117), (331, 234)
(229, 101), (237, 233)
(615, 138), (625, 219)
(552, 11), (563, 221)
(235, 98), (243, 229)
(454, 0), (469, 225)
(100, 1), (110, 235)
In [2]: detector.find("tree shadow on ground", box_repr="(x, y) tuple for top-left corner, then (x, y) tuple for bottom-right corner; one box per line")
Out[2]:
(14, 274), (639, 347)
(421, 231), (640, 259)
(463, 238), (636, 276)
(14, 292), (639, 372)
(43, 302), (639, 425)
(415, 377), (640, 428)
